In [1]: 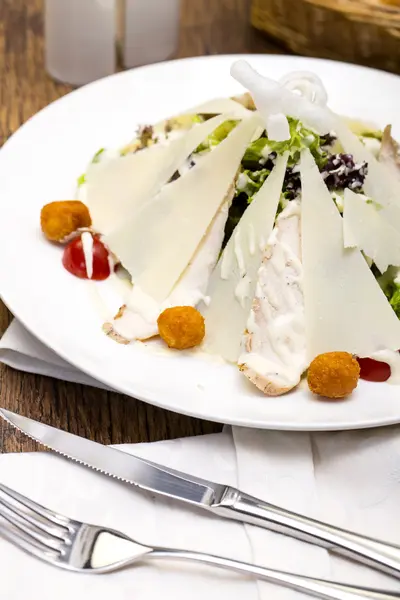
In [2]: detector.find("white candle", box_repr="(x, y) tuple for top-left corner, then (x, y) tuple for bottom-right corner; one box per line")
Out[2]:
(45, 0), (117, 86)
(123, 0), (181, 68)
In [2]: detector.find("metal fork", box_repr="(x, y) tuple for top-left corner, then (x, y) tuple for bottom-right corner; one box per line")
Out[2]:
(0, 484), (399, 600)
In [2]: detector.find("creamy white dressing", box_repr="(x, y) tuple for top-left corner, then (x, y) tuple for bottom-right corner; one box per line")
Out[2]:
(234, 228), (246, 277)
(239, 351), (303, 390)
(248, 223), (256, 256)
(140, 336), (226, 364)
(107, 252), (115, 275)
(113, 285), (160, 340)
(240, 200), (306, 393)
(304, 133), (316, 145)
(259, 235), (266, 252)
(234, 275), (252, 309)
(261, 144), (272, 160)
(220, 245), (233, 280)
(86, 281), (114, 323)
(236, 172), (249, 190)
(81, 231), (94, 279)
(278, 199), (301, 219)
(254, 230), (304, 374)
(370, 350), (400, 384)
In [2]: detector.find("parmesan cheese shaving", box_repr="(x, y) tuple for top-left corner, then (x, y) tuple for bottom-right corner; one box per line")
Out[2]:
(301, 148), (400, 360)
(334, 119), (400, 235)
(84, 113), (229, 235)
(106, 114), (260, 302)
(182, 97), (251, 118)
(343, 188), (400, 274)
(202, 153), (288, 363)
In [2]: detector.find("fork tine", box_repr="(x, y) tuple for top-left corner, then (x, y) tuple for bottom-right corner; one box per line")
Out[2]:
(0, 500), (66, 551)
(0, 516), (61, 562)
(0, 484), (71, 529)
(0, 487), (69, 541)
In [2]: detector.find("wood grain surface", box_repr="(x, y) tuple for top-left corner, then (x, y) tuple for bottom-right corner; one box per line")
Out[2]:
(0, 0), (284, 453)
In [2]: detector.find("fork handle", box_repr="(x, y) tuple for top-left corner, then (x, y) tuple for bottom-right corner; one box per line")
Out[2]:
(148, 548), (400, 600)
(212, 488), (400, 579)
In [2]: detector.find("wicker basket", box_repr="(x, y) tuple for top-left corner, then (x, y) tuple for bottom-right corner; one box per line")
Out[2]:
(251, 0), (400, 73)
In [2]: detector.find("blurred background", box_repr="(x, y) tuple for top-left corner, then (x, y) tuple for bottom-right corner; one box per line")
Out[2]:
(2, 0), (400, 147)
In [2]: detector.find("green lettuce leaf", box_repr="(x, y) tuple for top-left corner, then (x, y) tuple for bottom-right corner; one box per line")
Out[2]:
(242, 138), (269, 170)
(91, 148), (105, 163)
(236, 168), (270, 201)
(377, 266), (400, 319)
(390, 288), (400, 318)
(241, 118), (327, 171)
(360, 130), (383, 141)
(195, 120), (238, 153)
(268, 118), (327, 168)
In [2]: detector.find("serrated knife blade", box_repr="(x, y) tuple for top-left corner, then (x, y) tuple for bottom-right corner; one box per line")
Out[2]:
(0, 408), (226, 506)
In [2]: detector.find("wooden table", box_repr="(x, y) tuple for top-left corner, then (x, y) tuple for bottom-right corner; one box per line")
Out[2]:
(0, 0), (284, 453)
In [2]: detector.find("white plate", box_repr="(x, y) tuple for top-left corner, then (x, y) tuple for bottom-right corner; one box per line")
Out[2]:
(1, 54), (400, 431)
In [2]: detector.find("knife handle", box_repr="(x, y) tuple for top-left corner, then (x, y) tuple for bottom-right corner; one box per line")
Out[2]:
(213, 487), (400, 578)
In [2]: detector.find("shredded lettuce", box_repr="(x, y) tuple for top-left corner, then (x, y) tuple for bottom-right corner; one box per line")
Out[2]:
(242, 118), (326, 172)
(170, 114), (204, 128)
(390, 289), (400, 318)
(360, 130), (383, 141)
(268, 118), (326, 167)
(92, 148), (105, 163)
(377, 267), (400, 319)
(242, 138), (269, 170)
(77, 148), (105, 186)
(236, 168), (270, 200)
(195, 120), (238, 153)
(366, 198), (383, 211)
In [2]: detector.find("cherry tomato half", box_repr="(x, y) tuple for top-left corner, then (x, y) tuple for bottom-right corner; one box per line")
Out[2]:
(357, 357), (391, 382)
(62, 233), (111, 281)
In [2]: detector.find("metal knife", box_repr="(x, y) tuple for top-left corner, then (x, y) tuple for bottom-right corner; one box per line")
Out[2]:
(3, 408), (400, 580)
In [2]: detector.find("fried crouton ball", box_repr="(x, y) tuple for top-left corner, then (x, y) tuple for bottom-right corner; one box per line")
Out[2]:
(307, 351), (360, 399)
(40, 201), (91, 242)
(157, 306), (205, 350)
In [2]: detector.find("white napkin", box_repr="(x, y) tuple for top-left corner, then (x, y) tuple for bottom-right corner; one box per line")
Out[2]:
(2, 320), (400, 599)
(0, 320), (109, 388)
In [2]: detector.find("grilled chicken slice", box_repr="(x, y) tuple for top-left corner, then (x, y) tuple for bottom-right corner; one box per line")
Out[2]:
(238, 200), (307, 395)
(105, 184), (235, 343)
(231, 92), (256, 111)
(379, 125), (400, 179)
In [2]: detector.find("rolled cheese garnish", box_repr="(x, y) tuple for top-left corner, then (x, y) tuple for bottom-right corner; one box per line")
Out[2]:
(230, 60), (335, 135)
(279, 71), (328, 108)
